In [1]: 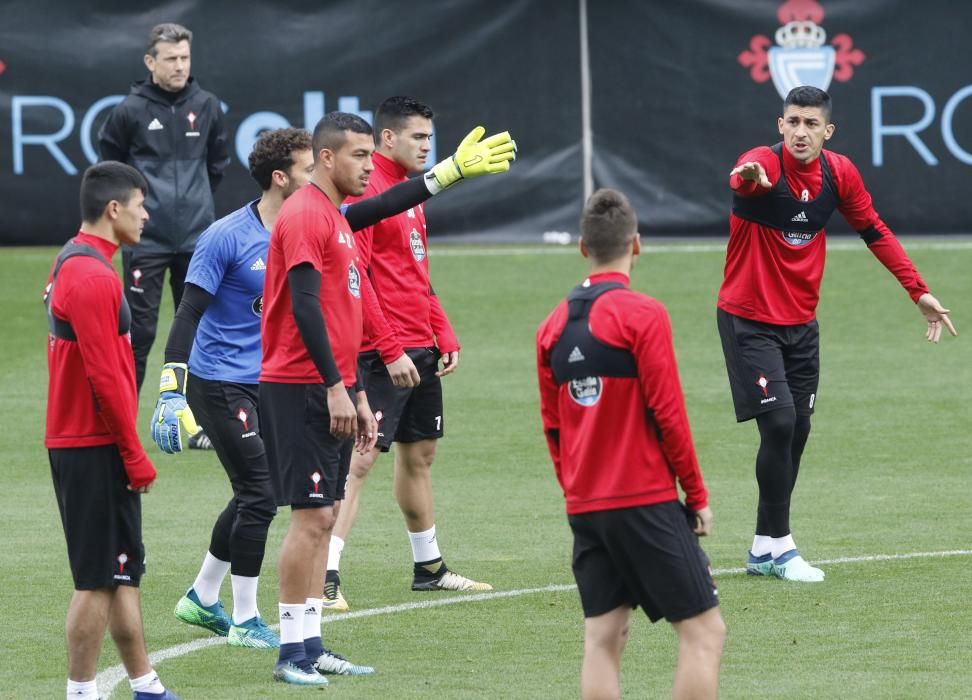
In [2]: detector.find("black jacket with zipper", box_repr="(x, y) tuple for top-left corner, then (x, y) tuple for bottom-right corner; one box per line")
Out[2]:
(98, 76), (231, 254)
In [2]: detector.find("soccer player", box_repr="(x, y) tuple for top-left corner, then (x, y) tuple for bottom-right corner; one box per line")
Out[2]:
(721, 86), (957, 582)
(44, 162), (179, 700)
(259, 112), (515, 685)
(325, 96), (513, 609)
(153, 126), (493, 665)
(98, 23), (230, 438)
(537, 189), (725, 700)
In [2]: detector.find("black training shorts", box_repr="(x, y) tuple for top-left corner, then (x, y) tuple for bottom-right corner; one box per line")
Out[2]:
(259, 381), (353, 509)
(717, 308), (819, 422)
(49, 445), (145, 589)
(568, 501), (718, 623)
(358, 347), (444, 452)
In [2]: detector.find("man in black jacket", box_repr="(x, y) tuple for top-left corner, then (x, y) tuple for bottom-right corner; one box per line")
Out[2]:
(99, 23), (230, 426)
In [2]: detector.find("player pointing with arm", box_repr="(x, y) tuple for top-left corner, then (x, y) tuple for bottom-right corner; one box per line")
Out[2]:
(719, 86), (956, 583)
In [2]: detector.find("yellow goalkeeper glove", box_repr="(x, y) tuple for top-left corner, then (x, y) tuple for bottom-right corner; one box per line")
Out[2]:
(425, 126), (517, 193)
(150, 362), (201, 454)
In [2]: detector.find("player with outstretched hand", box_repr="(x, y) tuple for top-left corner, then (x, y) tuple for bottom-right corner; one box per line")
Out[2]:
(148, 123), (514, 676)
(45, 161), (179, 700)
(720, 85), (956, 583)
(325, 96), (516, 611)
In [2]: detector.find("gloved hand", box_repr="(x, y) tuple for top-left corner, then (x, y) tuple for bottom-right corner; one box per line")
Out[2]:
(425, 126), (517, 192)
(150, 362), (201, 454)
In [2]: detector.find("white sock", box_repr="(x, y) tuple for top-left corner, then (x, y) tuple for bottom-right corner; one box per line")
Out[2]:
(192, 551), (230, 607)
(304, 598), (323, 640)
(231, 574), (259, 624)
(327, 536), (345, 571)
(279, 602), (305, 645)
(751, 535), (773, 557)
(66, 679), (99, 699)
(771, 534), (797, 559)
(129, 670), (165, 694)
(408, 525), (442, 563)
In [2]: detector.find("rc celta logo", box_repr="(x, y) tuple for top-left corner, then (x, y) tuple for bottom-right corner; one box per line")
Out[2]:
(738, 0), (865, 98)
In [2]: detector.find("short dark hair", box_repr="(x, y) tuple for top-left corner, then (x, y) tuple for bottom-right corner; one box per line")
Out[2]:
(784, 85), (832, 121)
(80, 162), (148, 223)
(311, 112), (373, 161)
(146, 23), (192, 56)
(580, 189), (638, 263)
(374, 96), (434, 138)
(248, 127), (312, 190)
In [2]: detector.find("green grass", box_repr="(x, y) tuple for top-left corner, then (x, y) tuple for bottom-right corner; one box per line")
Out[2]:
(1, 239), (969, 699)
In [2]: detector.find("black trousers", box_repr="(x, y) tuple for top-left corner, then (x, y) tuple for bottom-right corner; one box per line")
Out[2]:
(122, 249), (192, 393)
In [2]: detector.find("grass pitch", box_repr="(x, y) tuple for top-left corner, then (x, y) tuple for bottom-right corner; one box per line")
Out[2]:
(0, 238), (969, 699)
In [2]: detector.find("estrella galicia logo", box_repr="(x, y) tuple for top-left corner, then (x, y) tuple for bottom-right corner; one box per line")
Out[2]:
(783, 231), (817, 246)
(409, 229), (426, 262)
(348, 261), (361, 298)
(251, 294), (263, 316)
(738, 0), (865, 98)
(568, 376), (602, 407)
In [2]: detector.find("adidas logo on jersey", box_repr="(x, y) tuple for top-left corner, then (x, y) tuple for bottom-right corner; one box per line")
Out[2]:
(791, 210), (809, 222)
(568, 346), (585, 363)
(250, 257), (266, 271)
(148, 118), (164, 131)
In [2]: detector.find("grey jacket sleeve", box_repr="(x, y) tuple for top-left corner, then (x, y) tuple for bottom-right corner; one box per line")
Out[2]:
(206, 99), (231, 192)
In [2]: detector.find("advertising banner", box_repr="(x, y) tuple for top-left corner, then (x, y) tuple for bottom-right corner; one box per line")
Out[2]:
(0, 1), (969, 244)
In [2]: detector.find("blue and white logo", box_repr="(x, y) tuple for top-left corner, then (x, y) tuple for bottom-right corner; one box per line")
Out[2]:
(568, 376), (602, 407)
(348, 262), (361, 298)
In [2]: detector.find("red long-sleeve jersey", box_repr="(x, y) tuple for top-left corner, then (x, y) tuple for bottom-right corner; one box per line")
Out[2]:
(347, 153), (459, 363)
(44, 233), (155, 488)
(536, 272), (708, 515)
(719, 144), (928, 325)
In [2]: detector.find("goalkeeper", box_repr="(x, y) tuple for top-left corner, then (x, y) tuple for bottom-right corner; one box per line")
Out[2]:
(151, 123), (515, 651)
(325, 96), (514, 610)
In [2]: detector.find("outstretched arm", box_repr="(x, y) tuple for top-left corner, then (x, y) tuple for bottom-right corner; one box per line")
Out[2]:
(836, 156), (956, 343)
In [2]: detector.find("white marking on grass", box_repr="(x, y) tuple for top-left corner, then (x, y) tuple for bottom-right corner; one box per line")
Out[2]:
(97, 548), (972, 696)
(432, 239), (972, 257)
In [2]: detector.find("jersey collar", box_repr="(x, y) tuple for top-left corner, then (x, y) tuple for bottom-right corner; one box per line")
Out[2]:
(584, 271), (630, 287)
(373, 152), (409, 180)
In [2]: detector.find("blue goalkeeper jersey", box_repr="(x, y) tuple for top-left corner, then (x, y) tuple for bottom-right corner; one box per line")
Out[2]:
(186, 201), (268, 384)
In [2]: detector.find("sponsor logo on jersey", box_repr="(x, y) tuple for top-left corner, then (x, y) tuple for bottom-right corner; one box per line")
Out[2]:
(250, 257), (266, 271)
(738, 0), (865, 99)
(568, 376), (602, 407)
(782, 230), (818, 246)
(348, 261), (361, 298)
(791, 210), (809, 222)
(251, 294), (263, 317)
(410, 229), (426, 262)
(148, 118), (164, 131)
(567, 346), (585, 363)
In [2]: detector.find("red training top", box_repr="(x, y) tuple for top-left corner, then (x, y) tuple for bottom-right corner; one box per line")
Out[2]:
(260, 184), (363, 386)
(536, 272), (708, 516)
(347, 152), (459, 363)
(719, 145), (928, 325)
(44, 232), (156, 488)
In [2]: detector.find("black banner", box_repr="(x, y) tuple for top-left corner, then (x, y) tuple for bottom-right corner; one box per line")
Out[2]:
(0, 1), (969, 244)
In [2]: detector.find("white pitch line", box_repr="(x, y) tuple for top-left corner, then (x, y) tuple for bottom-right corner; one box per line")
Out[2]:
(431, 239), (972, 257)
(97, 548), (972, 696)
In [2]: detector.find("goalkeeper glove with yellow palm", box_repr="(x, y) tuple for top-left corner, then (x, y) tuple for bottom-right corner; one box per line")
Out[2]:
(150, 362), (201, 454)
(425, 126), (517, 193)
